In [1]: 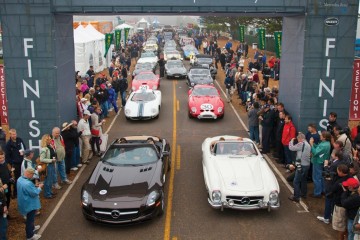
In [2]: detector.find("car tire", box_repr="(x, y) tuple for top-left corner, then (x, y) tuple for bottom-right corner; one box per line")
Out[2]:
(158, 197), (165, 217)
(125, 116), (130, 121)
(155, 106), (160, 119)
(188, 111), (193, 119)
(167, 158), (171, 172)
(218, 113), (224, 119)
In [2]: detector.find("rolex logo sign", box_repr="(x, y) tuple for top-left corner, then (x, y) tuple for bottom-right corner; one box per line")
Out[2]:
(324, 17), (339, 26)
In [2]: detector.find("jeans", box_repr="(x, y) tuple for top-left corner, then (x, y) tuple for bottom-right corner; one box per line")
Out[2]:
(0, 216), (7, 240)
(71, 145), (80, 168)
(25, 210), (36, 239)
(349, 219), (355, 240)
(249, 126), (260, 144)
(56, 159), (67, 182)
(120, 91), (127, 107)
(312, 163), (324, 196)
(283, 145), (293, 165)
(110, 100), (118, 113)
(324, 196), (334, 220)
(293, 165), (310, 199)
(101, 102), (108, 117)
(44, 163), (55, 197)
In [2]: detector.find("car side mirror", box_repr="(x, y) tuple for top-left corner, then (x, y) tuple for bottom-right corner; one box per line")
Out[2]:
(163, 151), (170, 157)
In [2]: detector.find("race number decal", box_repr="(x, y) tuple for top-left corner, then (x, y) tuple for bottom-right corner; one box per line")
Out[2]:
(140, 85), (148, 91)
(201, 104), (213, 110)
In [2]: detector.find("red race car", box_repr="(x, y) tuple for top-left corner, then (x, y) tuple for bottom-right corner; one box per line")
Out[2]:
(131, 71), (160, 91)
(188, 85), (224, 119)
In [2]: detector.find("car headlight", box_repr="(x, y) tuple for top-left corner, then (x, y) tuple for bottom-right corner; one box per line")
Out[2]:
(191, 107), (197, 113)
(218, 107), (223, 113)
(146, 190), (160, 206)
(152, 85), (158, 90)
(125, 109), (131, 115)
(269, 190), (279, 205)
(82, 190), (89, 206)
(132, 86), (135, 91)
(191, 82), (195, 87)
(212, 190), (221, 203)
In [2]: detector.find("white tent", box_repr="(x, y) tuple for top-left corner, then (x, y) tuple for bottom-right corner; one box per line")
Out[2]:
(114, 23), (134, 30)
(74, 25), (113, 76)
(114, 23), (135, 44)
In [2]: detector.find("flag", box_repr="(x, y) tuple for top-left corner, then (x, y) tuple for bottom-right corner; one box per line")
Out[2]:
(124, 28), (130, 46)
(239, 25), (245, 43)
(257, 28), (266, 50)
(104, 33), (113, 58)
(274, 31), (282, 58)
(115, 30), (121, 50)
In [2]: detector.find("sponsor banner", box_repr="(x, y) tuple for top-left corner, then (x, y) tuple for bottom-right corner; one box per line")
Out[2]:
(0, 65), (9, 125)
(104, 33), (113, 57)
(257, 28), (266, 50)
(349, 59), (360, 120)
(238, 25), (245, 43)
(115, 29), (121, 50)
(274, 31), (282, 58)
(124, 28), (130, 46)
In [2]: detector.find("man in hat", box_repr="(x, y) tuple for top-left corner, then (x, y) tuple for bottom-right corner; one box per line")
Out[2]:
(61, 122), (78, 172)
(78, 110), (92, 164)
(17, 167), (43, 240)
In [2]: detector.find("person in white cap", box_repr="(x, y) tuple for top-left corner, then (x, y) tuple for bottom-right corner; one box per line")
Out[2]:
(77, 98), (88, 119)
(78, 110), (92, 164)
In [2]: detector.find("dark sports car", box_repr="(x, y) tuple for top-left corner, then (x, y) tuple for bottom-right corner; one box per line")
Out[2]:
(81, 136), (171, 224)
(165, 60), (187, 79)
(187, 66), (214, 88)
(193, 54), (217, 78)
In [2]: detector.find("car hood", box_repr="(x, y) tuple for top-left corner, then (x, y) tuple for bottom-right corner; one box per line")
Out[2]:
(188, 75), (213, 84)
(167, 67), (186, 73)
(189, 95), (222, 108)
(215, 156), (264, 192)
(125, 100), (157, 117)
(88, 162), (158, 202)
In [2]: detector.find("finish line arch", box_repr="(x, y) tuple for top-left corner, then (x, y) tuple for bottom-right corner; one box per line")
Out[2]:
(0, 0), (358, 149)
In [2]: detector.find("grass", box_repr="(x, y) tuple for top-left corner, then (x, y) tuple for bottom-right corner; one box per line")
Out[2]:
(0, 58), (3, 65)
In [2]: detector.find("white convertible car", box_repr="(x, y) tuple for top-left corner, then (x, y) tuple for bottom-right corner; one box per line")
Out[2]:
(202, 136), (280, 211)
(124, 89), (161, 120)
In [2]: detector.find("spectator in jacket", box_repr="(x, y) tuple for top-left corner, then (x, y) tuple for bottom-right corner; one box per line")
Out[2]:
(0, 174), (8, 239)
(39, 134), (57, 199)
(310, 131), (332, 197)
(0, 127), (6, 152)
(78, 110), (92, 164)
(274, 111), (285, 164)
(91, 107), (106, 157)
(61, 122), (77, 172)
(5, 129), (26, 198)
(282, 115), (296, 165)
(259, 104), (275, 154)
(224, 72), (234, 102)
(70, 120), (82, 170)
(248, 102), (260, 145)
(17, 167), (43, 240)
(341, 178), (360, 240)
(333, 125), (353, 157)
(327, 112), (338, 136)
(288, 133), (311, 202)
(107, 83), (118, 113)
(52, 127), (72, 188)
(119, 75), (128, 107)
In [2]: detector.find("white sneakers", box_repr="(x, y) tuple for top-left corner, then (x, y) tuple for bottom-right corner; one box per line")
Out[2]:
(52, 183), (62, 190)
(77, 164), (83, 168)
(317, 216), (330, 224)
(34, 225), (40, 232)
(27, 233), (41, 240)
(62, 179), (72, 185)
(70, 167), (78, 171)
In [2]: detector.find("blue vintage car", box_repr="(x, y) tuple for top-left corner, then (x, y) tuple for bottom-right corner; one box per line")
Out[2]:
(182, 45), (199, 59)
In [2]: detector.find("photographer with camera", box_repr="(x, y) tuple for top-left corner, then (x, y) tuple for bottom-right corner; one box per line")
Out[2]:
(341, 178), (360, 240)
(333, 125), (353, 157)
(288, 132), (311, 203)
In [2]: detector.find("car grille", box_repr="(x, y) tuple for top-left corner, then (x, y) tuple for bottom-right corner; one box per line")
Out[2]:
(226, 196), (264, 206)
(93, 208), (139, 221)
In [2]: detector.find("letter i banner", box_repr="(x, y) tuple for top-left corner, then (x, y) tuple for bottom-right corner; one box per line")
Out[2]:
(124, 28), (130, 47)
(104, 33), (113, 58)
(115, 30), (121, 50)
(257, 28), (266, 50)
(238, 25), (245, 43)
(274, 31), (282, 58)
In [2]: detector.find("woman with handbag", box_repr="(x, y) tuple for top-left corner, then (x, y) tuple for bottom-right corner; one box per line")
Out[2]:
(91, 107), (106, 157)
(39, 134), (57, 199)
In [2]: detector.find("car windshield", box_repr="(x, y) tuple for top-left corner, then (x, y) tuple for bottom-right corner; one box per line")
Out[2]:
(183, 45), (196, 51)
(103, 145), (158, 166)
(198, 58), (213, 64)
(141, 52), (156, 58)
(190, 69), (210, 75)
(131, 92), (156, 101)
(167, 62), (183, 68)
(214, 142), (257, 156)
(136, 63), (152, 69)
(192, 87), (219, 96)
(136, 73), (156, 80)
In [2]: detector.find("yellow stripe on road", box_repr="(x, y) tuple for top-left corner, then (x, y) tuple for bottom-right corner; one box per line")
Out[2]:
(177, 100), (180, 112)
(164, 81), (177, 240)
(176, 145), (181, 170)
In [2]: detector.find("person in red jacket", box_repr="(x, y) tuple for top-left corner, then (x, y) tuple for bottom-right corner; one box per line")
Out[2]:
(282, 115), (296, 165)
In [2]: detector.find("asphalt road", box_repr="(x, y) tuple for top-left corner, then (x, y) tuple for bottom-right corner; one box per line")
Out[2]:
(39, 52), (336, 240)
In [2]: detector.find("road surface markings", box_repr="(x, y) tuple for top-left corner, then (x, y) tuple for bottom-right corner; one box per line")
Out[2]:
(164, 81), (177, 240)
(215, 80), (309, 213)
(172, 237), (178, 240)
(176, 145), (181, 170)
(177, 100), (180, 112)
